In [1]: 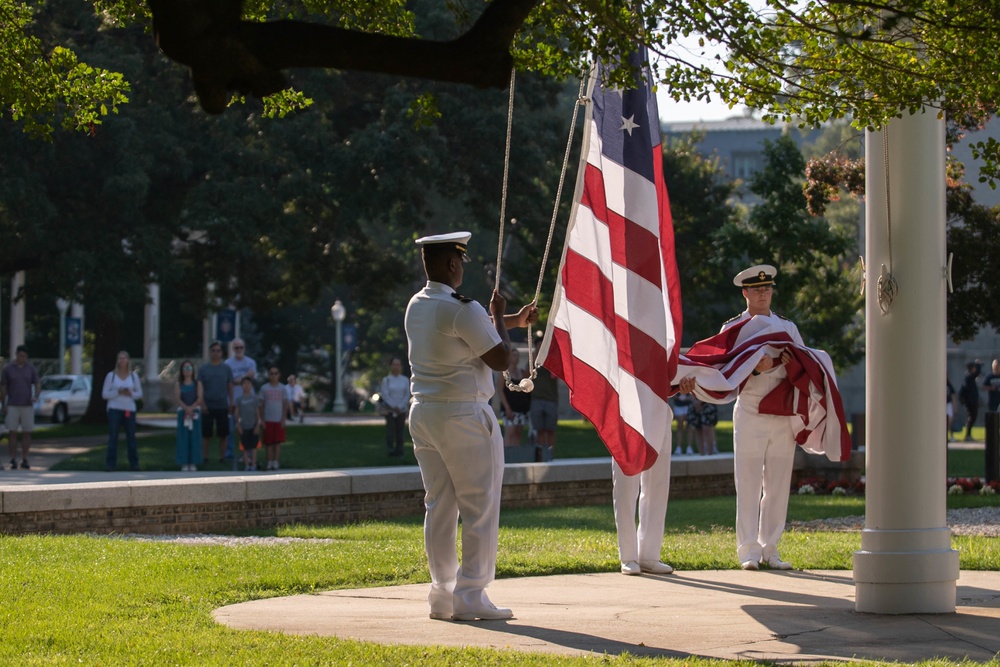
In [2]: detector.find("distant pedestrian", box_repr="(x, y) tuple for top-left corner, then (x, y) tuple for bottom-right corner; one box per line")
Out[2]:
(982, 359), (1000, 413)
(0, 345), (40, 470)
(286, 374), (306, 423)
(197, 341), (234, 463)
(175, 360), (203, 471)
(234, 376), (259, 471)
(102, 351), (143, 471)
(259, 366), (289, 471)
(946, 380), (957, 443)
(378, 357), (411, 458)
(529, 365), (560, 455)
(671, 391), (694, 455)
(960, 361), (982, 442)
(496, 348), (531, 446)
(225, 338), (257, 460)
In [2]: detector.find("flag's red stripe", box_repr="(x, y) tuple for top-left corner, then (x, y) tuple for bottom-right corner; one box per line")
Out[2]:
(654, 144), (683, 380)
(561, 249), (616, 330)
(547, 327), (658, 475)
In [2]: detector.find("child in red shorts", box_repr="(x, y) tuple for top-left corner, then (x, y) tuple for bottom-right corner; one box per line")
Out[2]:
(259, 366), (289, 470)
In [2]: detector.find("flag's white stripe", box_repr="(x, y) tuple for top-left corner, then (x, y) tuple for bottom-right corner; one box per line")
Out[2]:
(551, 290), (669, 451)
(617, 370), (670, 453)
(587, 122), (661, 236)
(552, 287), (619, 392)
(611, 263), (668, 345)
(565, 205), (613, 280)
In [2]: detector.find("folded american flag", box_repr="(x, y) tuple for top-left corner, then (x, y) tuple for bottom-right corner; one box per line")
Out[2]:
(673, 315), (851, 462)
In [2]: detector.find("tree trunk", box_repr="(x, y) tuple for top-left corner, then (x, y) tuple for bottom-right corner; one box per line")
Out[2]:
(81, 313), (123, 424)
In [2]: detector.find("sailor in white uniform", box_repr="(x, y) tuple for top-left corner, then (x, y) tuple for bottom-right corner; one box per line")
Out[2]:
(725, 264), (802, 571)
(405, 231), (537, 621)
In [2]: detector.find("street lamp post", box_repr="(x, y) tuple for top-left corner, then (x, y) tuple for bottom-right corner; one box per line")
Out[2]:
(56, 299), (70, 375)
(331, 300), (347, 413)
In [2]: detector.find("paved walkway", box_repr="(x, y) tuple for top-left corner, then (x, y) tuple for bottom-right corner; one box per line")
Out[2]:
(215, 569), (1000, 662)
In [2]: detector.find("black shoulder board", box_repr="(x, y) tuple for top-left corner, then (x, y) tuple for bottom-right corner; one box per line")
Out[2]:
(451, 292), (473, 304)
(774, 312), (790, 321)
(723, 314), (741, 325)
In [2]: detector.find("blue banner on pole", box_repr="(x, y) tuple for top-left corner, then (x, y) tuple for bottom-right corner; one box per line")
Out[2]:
(216, 309), (237, 343)
(65, 317), (82, 346)
(342, 324), (358, 353)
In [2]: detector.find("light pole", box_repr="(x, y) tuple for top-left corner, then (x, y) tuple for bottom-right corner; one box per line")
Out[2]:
(56, 299), (69, 375)
(331, 300), (347, 413)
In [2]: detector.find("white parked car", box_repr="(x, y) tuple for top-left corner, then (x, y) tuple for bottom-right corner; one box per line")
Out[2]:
(34, 374), (92, 423)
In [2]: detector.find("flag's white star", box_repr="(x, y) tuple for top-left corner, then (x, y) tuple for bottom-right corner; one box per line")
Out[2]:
(620, 115), (640, 136)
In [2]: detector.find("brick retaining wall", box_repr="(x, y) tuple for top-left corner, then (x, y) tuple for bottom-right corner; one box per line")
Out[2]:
(0, 452), (862, 536)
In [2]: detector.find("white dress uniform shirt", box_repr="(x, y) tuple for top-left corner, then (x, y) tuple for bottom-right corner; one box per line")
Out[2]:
(405, 280), (505, 619)
(724, 310), (804, 565)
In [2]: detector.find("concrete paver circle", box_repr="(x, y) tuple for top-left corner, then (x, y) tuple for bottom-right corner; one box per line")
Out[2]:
(215, 569), (1000, 662)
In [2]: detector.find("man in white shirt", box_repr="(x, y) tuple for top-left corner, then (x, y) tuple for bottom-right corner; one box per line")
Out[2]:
(724, 264), (802, 571)
(405, 231), (537, 622)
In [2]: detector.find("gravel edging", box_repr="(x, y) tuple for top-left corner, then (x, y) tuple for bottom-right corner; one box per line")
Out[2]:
(789, 506), (1000, 537)
(97, 507), (1000, 546)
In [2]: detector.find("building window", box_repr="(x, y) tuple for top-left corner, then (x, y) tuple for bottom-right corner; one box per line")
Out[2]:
(731, 152), (761, 180)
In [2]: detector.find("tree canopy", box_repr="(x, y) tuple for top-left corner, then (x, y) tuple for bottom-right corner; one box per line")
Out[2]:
(5, 0), (1000, 144)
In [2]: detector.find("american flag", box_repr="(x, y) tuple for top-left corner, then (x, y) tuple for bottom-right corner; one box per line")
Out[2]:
(537, 49), (682, 475)
(675, 316), (852, 462)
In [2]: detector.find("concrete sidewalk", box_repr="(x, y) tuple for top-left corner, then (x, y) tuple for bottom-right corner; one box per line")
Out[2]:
(215, 569), (1000, 662)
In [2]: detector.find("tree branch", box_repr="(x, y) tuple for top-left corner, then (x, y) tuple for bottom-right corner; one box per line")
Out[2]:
(149, 0), (540, 114)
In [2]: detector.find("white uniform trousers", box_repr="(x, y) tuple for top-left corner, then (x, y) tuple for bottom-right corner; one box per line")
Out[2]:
(409, 400), (504, 616)
(733, 403), (796, 563)
(612, 449), (672, 563)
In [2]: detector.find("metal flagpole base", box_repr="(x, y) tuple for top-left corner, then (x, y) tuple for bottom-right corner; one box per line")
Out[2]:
(854, 527), (959, 613)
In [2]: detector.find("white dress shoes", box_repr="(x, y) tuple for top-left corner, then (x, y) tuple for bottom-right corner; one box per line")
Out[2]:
(620, 561), (642, 575)
(451, 603), (513, 621)
(428, 611), (452, 621)
(764, 555), (793, 570)
(741, 559), (760, 570)
(639, 560), (674, 575)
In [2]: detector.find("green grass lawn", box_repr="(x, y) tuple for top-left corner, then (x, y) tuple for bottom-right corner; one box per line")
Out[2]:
(1, 494), (998, 666)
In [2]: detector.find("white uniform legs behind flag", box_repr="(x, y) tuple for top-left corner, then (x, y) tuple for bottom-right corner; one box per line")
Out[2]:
(410, 401), (505, 618)
(612, 448), (674, 575)
(733, 403), (796, 568)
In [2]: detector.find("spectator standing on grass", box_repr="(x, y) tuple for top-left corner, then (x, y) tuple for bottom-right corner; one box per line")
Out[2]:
(982, 359), (1000, 414)
(225, 338), (257, 459)
(947, 380), (957, 443)
(671, 391), (693, 456)
(259, 366), (289, 470)
(102, 350), (143, 472)
(197, 341), (234, 464)
(234, 376), (260, 471)
(0, 345), (40, 470)
(175, 360), (203, 471)
(378, 357), (411, 458)
(286, 374), (306, 422)
(529, 365), (559, 455)
(960, 361), (982, 442)
(496, 348), (531, 446)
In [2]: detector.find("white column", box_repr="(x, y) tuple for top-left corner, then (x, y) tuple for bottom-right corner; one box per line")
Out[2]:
(144, 283), (161, 409)
(9, 272), (25, 356)
(202, 317), (212, 362)
(69, 303), (84, 375)
(56, 299), (69, 374)
(853, 108), (959, 613)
